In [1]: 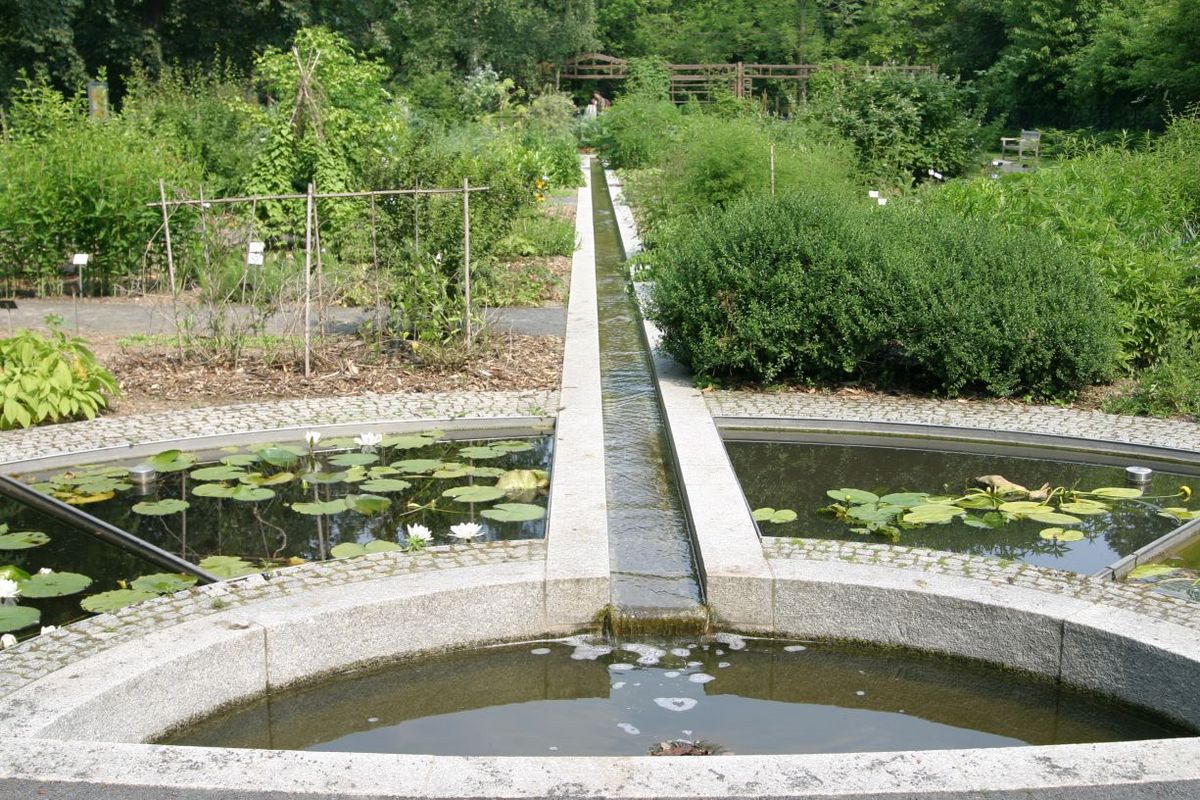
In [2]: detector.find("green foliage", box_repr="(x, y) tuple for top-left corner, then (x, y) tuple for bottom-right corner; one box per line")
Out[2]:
(624, 56), (671, 100)
(493, 209), (575, 258)
(0, 323), (119, 430)
(806, 68), (982, 185)
(590, 94), (681, 169)
(1103, 334), (1200, 419)
(650, 190), (1117, 399)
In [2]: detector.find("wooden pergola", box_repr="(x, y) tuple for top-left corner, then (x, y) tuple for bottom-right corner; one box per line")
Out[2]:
(557, 53), (936, 104)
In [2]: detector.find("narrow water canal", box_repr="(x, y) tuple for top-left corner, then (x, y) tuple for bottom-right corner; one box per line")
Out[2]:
(590, 160), (705, 622)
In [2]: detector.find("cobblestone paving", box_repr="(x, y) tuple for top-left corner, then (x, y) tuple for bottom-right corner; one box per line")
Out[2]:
(708, 391), (1200, 452)
(0, 540), (544, 698)
(0, 390), (559, 465)
(765, 537), (1200, 630)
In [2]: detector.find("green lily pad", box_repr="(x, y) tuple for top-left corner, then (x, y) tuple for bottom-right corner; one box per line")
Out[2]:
(257, 446), (300, 467)
(1129, 564), (1181, 580)
(80, 589), (159, 613)
(878, 492), (929, 508)
(998, 501), (1050, 514)
(190, 465), (246, 481)
(0, 530), (50, 550)
(198, 555), (259, 578)
(364, 539), (404, 553)
(18, 571), (91, 598)
(0, 565), (30, 582)
(903, 504), (965, 524)
(291, 499), (349, 515)
(957, 493), (1001, 510)
(1039, 527), (1085, 543)
(470, 467), (507, 479)
(328, 452), (379, 467)
(132, 499), (190, 516)
(367, 466), (400, 477)
(221, 454), (259, 467)
(73, 478), (130, 494)
(0, 605), (39, 632)
(1057, 500), (1111, 515)
(60, 490), (114, 505)
(443, 485), (505, 503)
(481, 503), (547, 522)
(432, 464), (470, 479)
(458, 446), (504, 460)
(242, 471), (295, 487)
(1089, 487), (1144, 499)
(752, 507), (799, 524)
(229, 485), (275, 502)
(827, 488), (880, 505)
(490, 440), (534, 453)
(1159, 507), (1200, 521)
(131, 573), (198, 594)
(1027, 511), (1082, 526)
(192, 483), (235, 498)
(330, 542), (367, 559)
(360, 479), (412, 493)
(149, 449), (196, 472)
(344, 494), (391, 515)
(846, 504), (898, 524)
(382, 434), (440, 449)
(301, 470), (349, 485)
(391, 459), (443, 474)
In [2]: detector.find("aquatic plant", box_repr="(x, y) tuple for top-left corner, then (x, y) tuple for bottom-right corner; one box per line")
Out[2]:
(0, 525), (93, 633)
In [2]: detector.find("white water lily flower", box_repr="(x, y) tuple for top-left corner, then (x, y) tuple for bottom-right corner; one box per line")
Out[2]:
(448, 522), (483, 541)
(305, 430), (322, 448)
(354, 432), (383, 449)
(0, 633), (16, 649)
(0, 578), (20, 601)
(37, 568), (52, 575)
(40, 626), (56, 635)
(406, 524), (432, 542)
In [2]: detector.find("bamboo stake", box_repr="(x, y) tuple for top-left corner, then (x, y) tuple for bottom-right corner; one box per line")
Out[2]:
(370, 195), (382, 345)
(463, 177), (472, 347)
(159, 179), (183, 358)
(303, 182), (314, 378)
(770, 142), (776, 198)
(312, 188), (325, 342)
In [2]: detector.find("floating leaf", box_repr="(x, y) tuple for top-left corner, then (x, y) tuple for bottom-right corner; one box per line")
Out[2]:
(61, 491), (114, 506)
(470, 466), (507, 479)
(1090, 487), (1144, 499)
(221, 454), (259, 467)
(0, 605), (39, 632)
(301, 470), (348, 485)
(132, 499), (190, 516)
(229, 485), (275, 502)
(458, 446), (504, 460)
(1158, 507), (1200, 521)
(957, 493), (1000, 510)
(328, 452), (379, 467)
(1129, 564), (1181, 580)
(490, 440), (534, 453)
(149, 450), (195, 472)
(391, 459), (442, 474)
(18, 572), (91, 598)
(998, 501), (1049, 514)
(257, 447), (300, 467)
(80, 589), (158, 613)
(73, 478), (130, 494)
(291, 499), (348, 515)
(198, 555), (259, 578)
(432, 464), (470, 479)
(482, 503), (547, 522)
(751, 507), (799, 524)
(0, 565), (30, 581)
(364, 539), (404, 553)
(367, 465), (400, 477)
(1039, 527), (1084, 543)
(496, 469), (549, 496)
(962, 516), (995, 529)
(131, 573), (197, 594)
(1058, 500), (1111, 515)
(360, 478), (412, 493)
(878, 492), (929, 508)
(826, 489), (880, 504)
(330, 542), (366, 559)
(903, 504), (965, 524)
(1027, 511), (1082, 526)
(190, 465), (246, 481)
(192, 483), (234, 498)
(443, 485), (505, 503)
(242, 471), (294, 487)
(383, 434), (440, 450)
(345, 494), (391, 515)
(0, 530), (49, 550)
(846, 504), (899, 524)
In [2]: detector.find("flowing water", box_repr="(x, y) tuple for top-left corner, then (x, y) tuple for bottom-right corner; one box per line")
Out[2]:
(590, 161), (704, 621)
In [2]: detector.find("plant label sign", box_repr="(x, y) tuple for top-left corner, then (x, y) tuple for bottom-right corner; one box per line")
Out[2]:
(247, 252), (265, 266)
(248, 241), (265, 254)
(72, 253), (89, 267)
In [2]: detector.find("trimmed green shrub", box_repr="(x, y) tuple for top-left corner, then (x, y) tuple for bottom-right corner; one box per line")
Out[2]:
(0, 323), (120, 429)
(650, 191), (1118, 399)
(590, 94), (681, 169)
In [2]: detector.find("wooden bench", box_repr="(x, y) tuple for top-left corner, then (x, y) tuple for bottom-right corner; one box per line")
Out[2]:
(1000, 129), (1041, 160)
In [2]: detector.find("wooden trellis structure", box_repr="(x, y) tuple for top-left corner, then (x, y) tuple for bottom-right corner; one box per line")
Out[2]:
(558, 53), (936, 104)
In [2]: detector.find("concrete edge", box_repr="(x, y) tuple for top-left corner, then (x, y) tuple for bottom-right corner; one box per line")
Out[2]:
(544, 157), (611, 626)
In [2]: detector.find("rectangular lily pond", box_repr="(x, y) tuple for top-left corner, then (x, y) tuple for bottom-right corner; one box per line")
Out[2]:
(0, 428), (551, 635)
(724, 432), (1200, 575)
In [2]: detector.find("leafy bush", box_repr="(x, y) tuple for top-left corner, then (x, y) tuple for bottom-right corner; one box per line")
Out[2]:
(590, 94), (681, 169)
(806, 67), (981, 185)
(493, 209), (575, 257)
(1104, 334), (1200, 420)
(650, 191), (1118, 399)
(0, 322), (120, 429)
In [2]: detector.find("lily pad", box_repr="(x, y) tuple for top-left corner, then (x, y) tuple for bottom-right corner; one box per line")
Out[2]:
(443, 485), (505, 503)
(752, 507), (799, 524)
(301, 470), (349, 485)
(221, 454), (259, 467)
(192, 483), (235, 498)
(131, 573), (198, 594)
(997, 501), (1050, 514)
(1026, 511), (1082, 526)
(242, 471), (295, 487)
(878, 492), (929, 508)
(330, 542), (367, 559)
(149, 449), (196, 472)
(229, 485), (275, 502)
(903, 504), (965, 524)
(458, 446), (505, 460)
(481, 503), (547, 522)
(345, 494), (392, 515)
(383, 434), (440, 450)
(328, 452), (379, 467)
(1159, 507), (1200, 521)
(364, 539), (404, 553)
(1129, 564), (1181, 580)
(1057, 500), (1111, 515)
(0, 530), (49, 550)
(0, 605), (39, 633)
(0, 565), (30, 581)
(391, 459), (442, 474)
(1089, 487), (1144, 499)
(1039, 527), (1085, 543)
(190, 465), (246, 481)
(198, 555), (259, 578)
(291, 499), (349, 515)
(18, 571), (91, 598)
(73, 478), (130, 494)
(470, 467), (507, 479)
(60, 491), (114, 505)
(132, 499), (190, 516)
(80, 589), (159, 613)
(490, 440), (534, 453)
(360, 478), (412, 493)
(827, 489), (880, 505)
(432, 463), (470, 479)
(257, 446), (300, 467)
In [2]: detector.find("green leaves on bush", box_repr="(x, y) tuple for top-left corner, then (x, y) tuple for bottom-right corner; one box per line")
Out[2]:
(650, 190), (1118, 399)
(0, 324), (120, 430)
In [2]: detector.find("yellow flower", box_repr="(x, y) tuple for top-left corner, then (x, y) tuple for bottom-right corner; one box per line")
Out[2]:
(1182, 485), (1192, 501)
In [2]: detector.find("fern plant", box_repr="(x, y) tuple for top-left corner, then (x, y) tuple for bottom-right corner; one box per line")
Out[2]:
(0, 320), (120, 430)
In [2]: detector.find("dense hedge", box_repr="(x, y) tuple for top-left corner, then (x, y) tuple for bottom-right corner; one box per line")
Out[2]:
(650, 191), (1119, 399)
